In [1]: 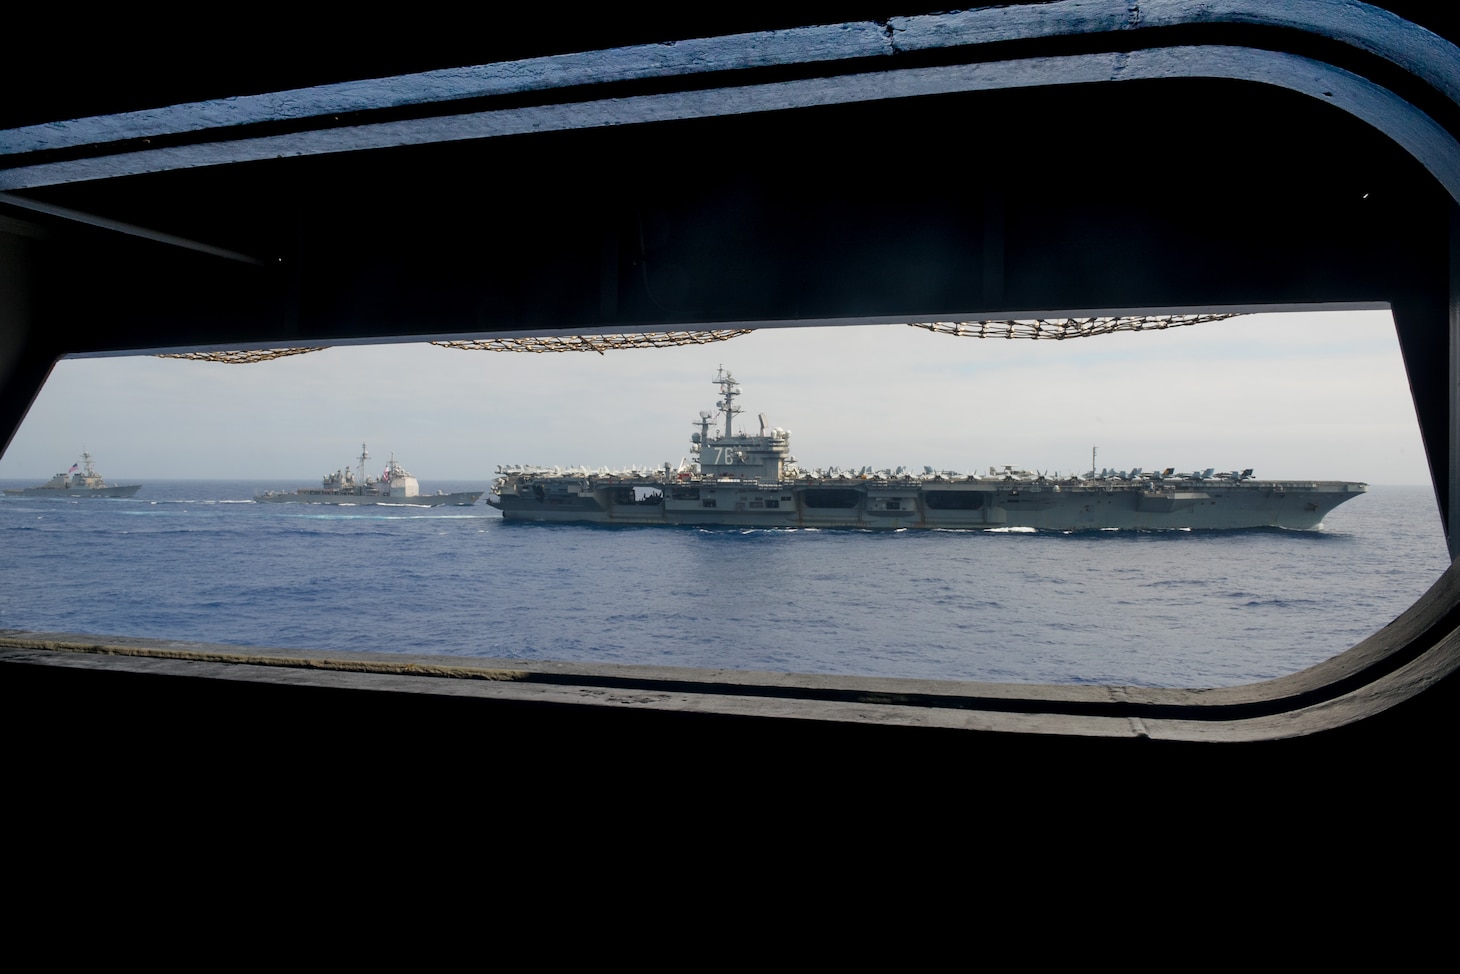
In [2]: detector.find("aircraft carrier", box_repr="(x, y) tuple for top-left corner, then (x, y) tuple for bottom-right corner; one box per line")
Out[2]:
(487, 369), (1367, 531)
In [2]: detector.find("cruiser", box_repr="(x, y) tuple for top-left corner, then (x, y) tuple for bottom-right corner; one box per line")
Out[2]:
(487, 369), (1367, 530)
(3, 452), (141, 498)
(257, 445), (483, 507)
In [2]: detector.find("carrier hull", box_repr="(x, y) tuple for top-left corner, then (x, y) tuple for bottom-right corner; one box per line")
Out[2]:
(487, 477), (1365, 530)
(487, 369), (1366, 531)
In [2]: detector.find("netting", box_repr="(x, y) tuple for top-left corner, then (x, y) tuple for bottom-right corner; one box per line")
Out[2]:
(153, 315), (1239, 362)
(908, 313), (1237, 340)
(155, 347), (329, 363)
(432, 330), (755, 354)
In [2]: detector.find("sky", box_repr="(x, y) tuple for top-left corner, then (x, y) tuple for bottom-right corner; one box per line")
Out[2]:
(0, 308), (1432, 486)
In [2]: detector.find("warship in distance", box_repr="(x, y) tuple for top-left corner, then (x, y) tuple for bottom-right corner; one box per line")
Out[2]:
(256, 444), (483, 507)
(3, 452), (141, 498)
(487, 368), (1368, 530)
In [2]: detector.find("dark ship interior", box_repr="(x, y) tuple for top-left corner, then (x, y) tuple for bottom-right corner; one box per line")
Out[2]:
(3, 3), (1459, 814)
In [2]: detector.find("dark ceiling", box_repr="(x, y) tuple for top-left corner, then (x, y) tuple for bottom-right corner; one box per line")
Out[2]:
(3, 4), (1460, 789)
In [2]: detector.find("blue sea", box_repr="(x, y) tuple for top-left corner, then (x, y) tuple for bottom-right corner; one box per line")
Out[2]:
(0, 480), (1449, 687)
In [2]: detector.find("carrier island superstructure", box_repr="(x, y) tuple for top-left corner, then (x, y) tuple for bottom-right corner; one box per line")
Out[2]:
(486, 368), (1367, 530)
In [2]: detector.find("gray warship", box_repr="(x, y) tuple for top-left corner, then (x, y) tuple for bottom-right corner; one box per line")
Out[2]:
(3, 452), (141, 498)
(256, 445), (483, 507)
(487, 368), (1367, 530)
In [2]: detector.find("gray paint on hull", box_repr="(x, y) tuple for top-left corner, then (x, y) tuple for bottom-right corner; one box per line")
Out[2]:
(488, 480), (1365, 530)
(2, 485), (142, 498)
(255, 491), (483, 507)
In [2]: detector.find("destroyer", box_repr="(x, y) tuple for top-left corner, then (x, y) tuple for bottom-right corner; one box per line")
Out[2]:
(257, 445), (483, 507)
(488, 369), (1367, 530)
(3, 452), (141, 498)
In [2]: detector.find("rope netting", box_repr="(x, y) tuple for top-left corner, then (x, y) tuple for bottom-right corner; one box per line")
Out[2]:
(908, 313), (1237, 340)
(153, 315), (1237, 361)
(432, 330), (754, 354)
(155, 347), (329, 363)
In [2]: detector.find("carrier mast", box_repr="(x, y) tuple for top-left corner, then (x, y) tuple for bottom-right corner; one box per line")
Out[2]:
(714, 366), (742, 438)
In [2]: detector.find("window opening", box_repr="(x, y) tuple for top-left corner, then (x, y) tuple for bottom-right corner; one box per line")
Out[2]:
(0, 310), (1444, 687)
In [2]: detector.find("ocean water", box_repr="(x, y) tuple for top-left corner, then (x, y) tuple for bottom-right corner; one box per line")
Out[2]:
(0, 480), (1449, 687)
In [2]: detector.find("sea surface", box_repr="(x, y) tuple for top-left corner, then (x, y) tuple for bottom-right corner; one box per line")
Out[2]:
(0, 480), (1449, 687)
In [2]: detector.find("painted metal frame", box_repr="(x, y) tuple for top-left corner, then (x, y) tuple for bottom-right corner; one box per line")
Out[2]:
(2, 1), (1458, 748)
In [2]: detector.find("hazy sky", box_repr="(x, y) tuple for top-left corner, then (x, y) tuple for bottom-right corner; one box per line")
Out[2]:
(0, 308), (1430, 486)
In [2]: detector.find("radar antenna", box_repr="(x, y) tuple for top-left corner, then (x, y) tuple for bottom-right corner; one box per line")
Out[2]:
(714, 366), (742, 438)
(693, 410), (714, 459)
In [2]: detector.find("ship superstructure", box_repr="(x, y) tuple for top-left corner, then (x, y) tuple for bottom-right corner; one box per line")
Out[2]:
(487, 369), (1367, 530)
(256, 444), (483, 507)
(3, 452), (141, 498)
